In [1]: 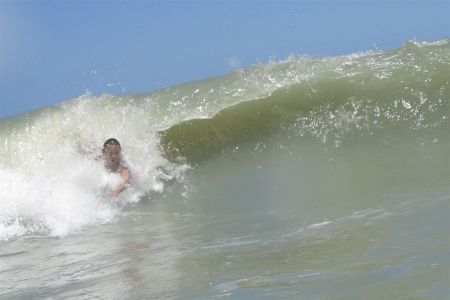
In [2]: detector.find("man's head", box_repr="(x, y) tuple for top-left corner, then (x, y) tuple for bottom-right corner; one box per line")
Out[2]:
(103, 138), (121, 170)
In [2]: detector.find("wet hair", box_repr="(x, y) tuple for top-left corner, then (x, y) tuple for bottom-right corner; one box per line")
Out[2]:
(103, 138), (121, 153)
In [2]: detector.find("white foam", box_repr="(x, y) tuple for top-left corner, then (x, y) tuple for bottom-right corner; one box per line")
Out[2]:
(0, 150), (120, 240)
(409, 38), (449, 47)
(0, 93), (185, 241)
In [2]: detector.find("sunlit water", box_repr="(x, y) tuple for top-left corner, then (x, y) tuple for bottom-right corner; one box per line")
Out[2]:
(1, 40), (449, 299)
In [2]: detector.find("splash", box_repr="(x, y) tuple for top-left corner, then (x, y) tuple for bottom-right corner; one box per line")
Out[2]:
(1, 39), (448, 240)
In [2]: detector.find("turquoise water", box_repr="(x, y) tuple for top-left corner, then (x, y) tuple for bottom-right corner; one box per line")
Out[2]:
(1, 40), (449, 299)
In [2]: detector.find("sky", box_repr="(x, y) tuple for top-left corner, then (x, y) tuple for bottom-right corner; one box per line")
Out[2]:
(1, 0), (449, 119)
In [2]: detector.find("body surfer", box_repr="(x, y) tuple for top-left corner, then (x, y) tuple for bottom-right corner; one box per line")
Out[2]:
(103, 138), (131, 197)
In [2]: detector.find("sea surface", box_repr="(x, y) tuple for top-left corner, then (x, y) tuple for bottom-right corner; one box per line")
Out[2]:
(1, 40), (449, 299)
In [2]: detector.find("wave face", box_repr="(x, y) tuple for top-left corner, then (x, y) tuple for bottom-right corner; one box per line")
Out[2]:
(1, 40), (449, 241)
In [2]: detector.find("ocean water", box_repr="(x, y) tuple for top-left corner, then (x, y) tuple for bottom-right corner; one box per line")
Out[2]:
(1, 40), (449, 299)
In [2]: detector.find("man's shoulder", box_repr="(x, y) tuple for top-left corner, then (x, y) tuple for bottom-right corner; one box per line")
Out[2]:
(119, 164), (131, 174)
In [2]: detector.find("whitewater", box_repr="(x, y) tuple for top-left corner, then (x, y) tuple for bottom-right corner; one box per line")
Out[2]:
(1, 40), (449, 299)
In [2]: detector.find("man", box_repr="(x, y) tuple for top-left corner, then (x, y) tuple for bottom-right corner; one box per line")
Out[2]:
(103, 138), (131, 197)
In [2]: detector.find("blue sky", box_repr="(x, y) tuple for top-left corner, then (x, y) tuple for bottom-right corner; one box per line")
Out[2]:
(1, 0), (449, 119)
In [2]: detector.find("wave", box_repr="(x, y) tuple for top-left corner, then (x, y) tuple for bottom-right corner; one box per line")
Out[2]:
(161, 40), (449, 163)
(1, 39), (449, 241)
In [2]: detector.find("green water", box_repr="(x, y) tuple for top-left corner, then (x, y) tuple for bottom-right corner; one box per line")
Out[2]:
(1, 40), (449, 299)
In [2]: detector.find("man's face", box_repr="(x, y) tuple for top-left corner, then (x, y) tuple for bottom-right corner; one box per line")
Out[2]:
(105, 144), (121, 169)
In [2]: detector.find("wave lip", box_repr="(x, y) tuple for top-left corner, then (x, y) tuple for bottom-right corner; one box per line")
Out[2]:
(160, 39), (449, 163)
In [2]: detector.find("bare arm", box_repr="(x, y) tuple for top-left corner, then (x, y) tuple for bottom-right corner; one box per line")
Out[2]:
(108, 167), (131, 197)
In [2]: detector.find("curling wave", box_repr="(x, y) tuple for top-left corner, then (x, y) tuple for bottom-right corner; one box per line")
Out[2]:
(1, 39), (449, 240)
